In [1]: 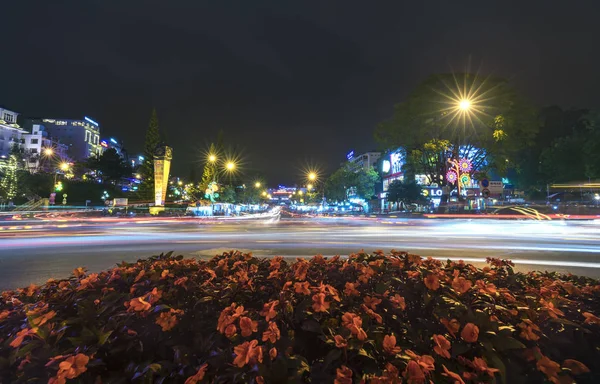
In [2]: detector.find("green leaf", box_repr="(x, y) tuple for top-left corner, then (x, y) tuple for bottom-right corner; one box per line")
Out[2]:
(484, 350), (507, 384)
(491, 336), (525, 351)
(98, 330), (113, 346)
(301, 319), (322, 334)
(323, 349), (341, 369)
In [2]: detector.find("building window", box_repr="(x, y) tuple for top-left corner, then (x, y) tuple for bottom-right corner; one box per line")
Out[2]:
(3, 113), (14, 123)
(31, 138), (39, 144)
(31, 148), (38, 154)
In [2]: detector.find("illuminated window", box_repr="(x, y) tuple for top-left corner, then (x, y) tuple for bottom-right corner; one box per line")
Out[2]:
(3, 113), (14, 123)
(30, 138), (39, 144)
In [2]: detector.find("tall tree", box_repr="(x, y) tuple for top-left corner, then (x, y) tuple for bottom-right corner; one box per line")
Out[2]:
(324, 164), (380, 203)
(87, 148), (132, 183)
(375, 73), (539, 199)
(0, 152), (19, 201)
(386, 180), (424, 208)
(139, 109), (160, 200)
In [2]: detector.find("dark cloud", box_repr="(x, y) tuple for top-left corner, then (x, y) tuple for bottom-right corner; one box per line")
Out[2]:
(1, 0), (599, 183)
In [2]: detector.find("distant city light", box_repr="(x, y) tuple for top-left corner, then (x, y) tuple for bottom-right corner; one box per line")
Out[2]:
(100, 140), (108, 148)
(255, 181), (261, 188)
(138, 155), (144, 161)
(382, 160), (391, 173)
(346, 150), (354, 160)
(208, 154), (217, 163)
(308, 172), (317, 181)
(226, 161), (236, 171)
(110, 138), (117, 144)
(84, 116), (99, 126)
(59, 162), (70, 171)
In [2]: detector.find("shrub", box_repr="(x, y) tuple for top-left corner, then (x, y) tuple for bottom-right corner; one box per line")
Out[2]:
(1, 251), (600, 383)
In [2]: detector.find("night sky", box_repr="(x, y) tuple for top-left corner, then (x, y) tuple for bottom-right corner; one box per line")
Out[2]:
(1, 1), (599, 184)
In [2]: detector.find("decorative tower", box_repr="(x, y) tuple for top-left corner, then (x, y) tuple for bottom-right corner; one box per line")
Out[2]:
(150, 145), (172, 214)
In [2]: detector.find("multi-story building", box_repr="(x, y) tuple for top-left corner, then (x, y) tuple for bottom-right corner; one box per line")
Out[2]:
(31, 117), (102, 161)
(0, 107), (28, 159)
(22, 124), (69, 172)
(347, 151), (381, 172)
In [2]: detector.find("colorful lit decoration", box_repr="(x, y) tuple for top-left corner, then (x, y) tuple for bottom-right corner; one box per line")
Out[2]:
(153, 146), (173, 210)
(458, 158), (473, 173)
(204, 181), (220, 203)
(460, 174), (470, 186)
(445, 170), (458, 184)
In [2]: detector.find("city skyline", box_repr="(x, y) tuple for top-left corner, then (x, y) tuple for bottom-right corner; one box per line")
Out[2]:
(1, 1), (600, 183)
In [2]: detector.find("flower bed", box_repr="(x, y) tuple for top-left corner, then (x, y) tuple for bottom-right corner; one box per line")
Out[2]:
(1, 251), (600, 383)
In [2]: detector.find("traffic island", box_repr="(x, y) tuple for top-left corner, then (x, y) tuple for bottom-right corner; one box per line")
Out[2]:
(1, 251), (599, 383)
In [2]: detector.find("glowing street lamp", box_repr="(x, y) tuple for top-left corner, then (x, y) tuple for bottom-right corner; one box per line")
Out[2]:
(208, 154), (217, 163)
(458, 99), (472, 111)
(225, 161), (236, 171)
(307, 183), (313, 190)
(262, 191), (267, 197)
(254, 181), (261, 188)
(43, 148), (54, 156)
(308, 172), (317, 181)
(59, 162), (70, 171)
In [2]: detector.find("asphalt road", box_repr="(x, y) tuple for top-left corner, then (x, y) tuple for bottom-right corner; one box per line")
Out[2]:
(1, 217), (600, 290)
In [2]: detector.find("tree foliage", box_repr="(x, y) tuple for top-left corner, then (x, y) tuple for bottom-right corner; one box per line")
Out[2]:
(87, 148), (132, 183)
(324, 164), (379, 203)
(386, 180), (424, 206)
(375, 73), (539, 187)
(139, 109), (161, 199)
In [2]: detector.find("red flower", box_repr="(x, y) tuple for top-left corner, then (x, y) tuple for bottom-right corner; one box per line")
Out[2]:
(440, 318), (460, 337)
(233, 340), (263, 368)
(262, 321), (280, 343)
(540, 299), (564, 319)
(225, 324), (237, 338)
(389, 294), (406, 310)
(517, 319), (541, 341)
(174, 276), (189, 289)
(334, 365), (353, 384)
(156, 309), (183, 331)
(269, 347), (277, 360)
(424, 274), (440, 290)
(562, 359), (590, 375)
(146, 287), (162, 304)
(383, 334), (402, 354)
(442, 364), (465, 384)
(583, 311), (600, 325)
(334, 335), (348, 348)
(461, 323), (479, 343)
(0, 310), (11, 321)
(312, 293), (330, 312)
(432, 334), (451, 358)
(344, 282), (360, 296)
(294, 281), (310, 295)
(537, 355), (561, 382)
(363, 296), (382, 310)
(472, 357), (499, 377)
(184, 363), (208, 384)
(361, 304), (383, 324)
(452, 276), (472, 295)
(10, 327), (38, 348)
(404, 360), (425, 384)
(475, 279), (497, 295)
(239, 316), (258, 337)
(260, 300), (279, 321)
(127, 297), (151, 312)
(294, 261), (309, 281)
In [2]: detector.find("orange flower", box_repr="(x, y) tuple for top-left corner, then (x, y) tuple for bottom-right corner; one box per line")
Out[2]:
(517, 319), (541, 341)
(256, 376), (265, 384)
(334, 365), (353, 384)
(32, 310), (57, 327)
(10, 327), (38, 348)
(225, 324), (237, 338)
(537, 355), (561, 382)
(184, 363), (208, 384)
(582, 311), (600, 325)
(562, 359), (590, 375)
(442, 364), (465, 384)
(161, 269), (170, 279)
(334, 335), (348, 348)
(461, 323), (479, 343)
(156, 309), (183, 331)
(260, 300), (279, 321)
(269, 347), (277, 360)
(363, 296), (382, 310)
(344, 282), (360, 296)
(174, 276), (189, 288)
(312, 293), (330, 312)
(0, 310), (10, 321)
(356, 327), (368, 341)
(262, 321), (280, 343)
(239, 316), (258, 337)
(432, 334), (451, 358)
(128, 297), (151, 312)
(294, 261), (309, 281)
(540, 299), (564, 319)
(472, 357), (499, 377)
(383, 334), (402, 354)
(361, 304), (383, 324)
(76, 273), (99, 291)
(424, 274), (440, 290)
(417, 354), (435, 373)
(57, 353), (89, 380)
(232, 340), (263, 368)
(134, 270), (145, 283)
(475, 279), (497, 295)
(389, 294), (406, 310)
(452, 276), (472, 295)
(146, 288), (162, 304)
(294, 281), (311, 295)
(342, 312), (362, 333)
(73, 267), (86, 278)
(407, 254), (422, 265)
(404, 360), (425, 384)
(440, 318), (460, 337)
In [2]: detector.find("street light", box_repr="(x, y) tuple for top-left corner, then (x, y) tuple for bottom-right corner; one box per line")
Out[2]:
(308, 172), (317, 181)
(59, 162), (70, 171)
(43, 148), (54, 156)
(262, 191), (267, 196)
(458, 99), (472, 111)
(208, 154), (217, 163)
(255, 181), (261, 188)
(307, 183), (313, 190)
(225, 161), (236, 171)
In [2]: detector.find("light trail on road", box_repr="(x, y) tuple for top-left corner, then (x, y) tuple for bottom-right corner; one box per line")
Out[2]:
(1, 217), (599, 290)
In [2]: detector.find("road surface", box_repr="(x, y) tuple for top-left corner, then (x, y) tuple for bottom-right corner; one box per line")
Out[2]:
(1, 217), (600, 290)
